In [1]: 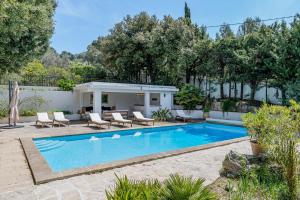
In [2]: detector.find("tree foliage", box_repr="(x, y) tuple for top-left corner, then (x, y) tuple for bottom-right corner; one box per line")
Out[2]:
(0, 0), (56, 74)
(175, 84), (204, 110)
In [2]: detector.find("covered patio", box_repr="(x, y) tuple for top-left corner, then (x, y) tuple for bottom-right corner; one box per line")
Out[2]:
(74, 82), (178, 118)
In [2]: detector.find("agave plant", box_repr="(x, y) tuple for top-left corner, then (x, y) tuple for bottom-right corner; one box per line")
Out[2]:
(152, 108), (172, 121)
(159, 174), (216, 200)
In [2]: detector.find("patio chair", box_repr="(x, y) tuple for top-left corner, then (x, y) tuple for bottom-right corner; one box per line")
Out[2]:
(175, 110), (192, 122)
(111, 112), (132, 127)
(36, 112), (53, 127)
(53, 112), (70, 127)
(88, 113), (111, 129)
(133, 111), (155, 126)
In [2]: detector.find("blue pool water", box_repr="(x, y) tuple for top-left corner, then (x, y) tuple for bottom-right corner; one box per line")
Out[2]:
(33, 123), (247, 172)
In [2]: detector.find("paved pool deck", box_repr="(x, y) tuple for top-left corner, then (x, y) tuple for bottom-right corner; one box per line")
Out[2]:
(0, 121), (251, 200)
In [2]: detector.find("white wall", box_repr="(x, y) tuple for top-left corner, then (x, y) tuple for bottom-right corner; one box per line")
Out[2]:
(0, 86), (76, 113)
(189, 79), (282, 104)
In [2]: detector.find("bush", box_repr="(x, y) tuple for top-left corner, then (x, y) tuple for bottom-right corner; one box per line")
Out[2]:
(58, 79), (75, 91)
(221, 99), (237, 112)
(106, 174), (216, 200)
(242, 100), (300, 199)
(20, 109), (36, 116)
(152, 108), (172, 121)
(106, 175), (161, 200)
(160, 174), (216, 200)
(175, 84), (204, 110)
(228, 163), (289, 200)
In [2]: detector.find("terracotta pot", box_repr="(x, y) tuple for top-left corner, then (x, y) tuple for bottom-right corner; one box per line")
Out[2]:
(250, 140), (264, 156)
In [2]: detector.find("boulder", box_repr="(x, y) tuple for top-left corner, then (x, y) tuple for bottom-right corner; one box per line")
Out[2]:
(220, 151), (249, 178)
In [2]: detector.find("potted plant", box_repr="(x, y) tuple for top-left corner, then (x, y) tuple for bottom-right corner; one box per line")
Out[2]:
(203, 107), (210, 119)
(242, 108), (266, 156)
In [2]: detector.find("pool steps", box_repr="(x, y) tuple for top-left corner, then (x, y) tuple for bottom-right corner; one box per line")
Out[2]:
(34, 140), (66, 152)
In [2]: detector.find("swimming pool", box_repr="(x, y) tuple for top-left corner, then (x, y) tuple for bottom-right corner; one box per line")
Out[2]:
(33, 123), (247, 172)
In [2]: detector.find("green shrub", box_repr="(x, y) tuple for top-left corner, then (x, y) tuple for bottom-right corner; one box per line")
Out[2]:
(160, 174), (216, 200)
(242, 100), (300, 199)
(175, 84), (204, 110)
(228, 164), (289, 200)
(58, 79), (75, 91)
(20, 109), (36, 116)
(152, 108), (172, 121)
(106, 175), (161, 200)
(0, 99), (9, 119)
(106, 174), (216, 200)
(221, 99), (237, 112)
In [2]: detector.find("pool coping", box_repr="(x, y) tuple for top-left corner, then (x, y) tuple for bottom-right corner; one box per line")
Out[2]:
(20, 124), (249, 184)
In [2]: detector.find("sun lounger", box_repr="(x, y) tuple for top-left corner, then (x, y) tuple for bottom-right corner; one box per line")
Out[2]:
(133, 111), (155, 126)
(36, 112), (53, 127)
(53, 112), (70, 127)
(112, 112), (132, 127)
(88, 113), (111, 129)
(175, 110), (192, 122)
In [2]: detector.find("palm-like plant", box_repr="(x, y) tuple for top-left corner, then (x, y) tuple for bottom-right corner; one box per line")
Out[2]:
(106, 175), (160, 200)
(159, 174), (216, 200)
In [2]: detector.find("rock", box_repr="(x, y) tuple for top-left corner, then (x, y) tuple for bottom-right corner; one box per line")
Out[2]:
(220, 151), (249, 178)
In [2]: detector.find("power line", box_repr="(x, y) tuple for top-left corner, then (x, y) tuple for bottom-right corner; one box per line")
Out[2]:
(205, 15), (297, 28)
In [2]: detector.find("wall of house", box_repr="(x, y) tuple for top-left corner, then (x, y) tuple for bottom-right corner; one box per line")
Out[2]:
(0, 86), (76, 113)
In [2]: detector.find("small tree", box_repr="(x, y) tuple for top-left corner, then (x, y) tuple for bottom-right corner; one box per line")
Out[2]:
(243, 101), (300, 199)
(175, 84), (204, 110)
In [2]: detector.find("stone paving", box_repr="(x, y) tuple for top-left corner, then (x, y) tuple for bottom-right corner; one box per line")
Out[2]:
(0, 121), (251, 200)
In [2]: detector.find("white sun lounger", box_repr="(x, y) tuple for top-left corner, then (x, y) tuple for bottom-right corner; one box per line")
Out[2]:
(36, 112), (53, 127)
(53, 112), (70, 127)
(133, 111), (155, 126)
(175, 110), (192, 122)
(88, 113), (111, 129)
(112, 112), (132, 127)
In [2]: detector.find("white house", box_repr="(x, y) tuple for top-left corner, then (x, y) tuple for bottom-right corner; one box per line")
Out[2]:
(73, 82), (178, 117)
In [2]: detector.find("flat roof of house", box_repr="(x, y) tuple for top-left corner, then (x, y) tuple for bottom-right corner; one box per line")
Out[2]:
(74, 82), (179, 92)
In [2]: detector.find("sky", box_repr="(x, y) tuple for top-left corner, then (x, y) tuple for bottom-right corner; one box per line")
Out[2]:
(51, 0), (300, 54)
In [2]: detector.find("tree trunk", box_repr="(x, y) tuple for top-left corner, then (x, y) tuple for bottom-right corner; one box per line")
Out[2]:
(234, 82), (237, 99)
(229, 82), (232, 98)
(186, 69), (191, 84)
(282, 88), (287, 105)
(205, 77), (208, 96)
(240, 81), (244, 100)
(250, 82), (257, 102)
(265, 79), (268, 103)
(220, 81), (224, 99)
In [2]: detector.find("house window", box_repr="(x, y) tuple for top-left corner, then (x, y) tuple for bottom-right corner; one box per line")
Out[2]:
(102, 94), (108, 104)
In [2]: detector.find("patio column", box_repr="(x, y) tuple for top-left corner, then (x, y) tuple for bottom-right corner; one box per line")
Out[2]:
(144, 92), (150, 117)
(93, 90), (102, 114)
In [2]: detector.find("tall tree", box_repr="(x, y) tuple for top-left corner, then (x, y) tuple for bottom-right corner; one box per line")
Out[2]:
(236, 17), (262, 99)
(0, 0), (56, 74)
(184, 2), (191, 25)
(270, 18), (300, 104)
(210, 24), (236, 99)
